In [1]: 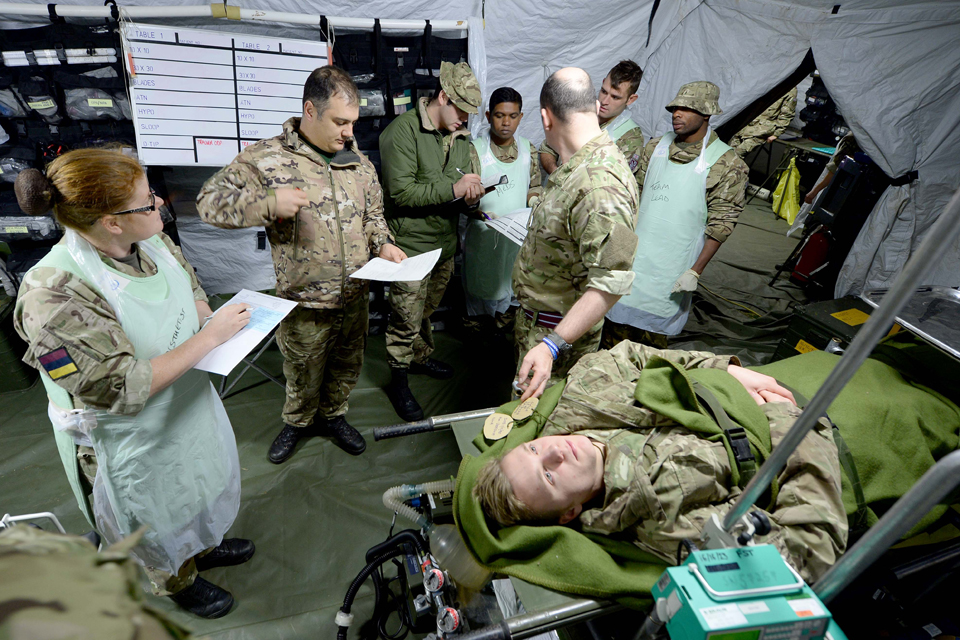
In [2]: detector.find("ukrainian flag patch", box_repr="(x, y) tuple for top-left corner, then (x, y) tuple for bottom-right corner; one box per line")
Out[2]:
(39, 347), (78, 380)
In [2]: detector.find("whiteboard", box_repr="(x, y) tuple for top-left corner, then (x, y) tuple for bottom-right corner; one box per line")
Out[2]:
(121, 23), (329, 167)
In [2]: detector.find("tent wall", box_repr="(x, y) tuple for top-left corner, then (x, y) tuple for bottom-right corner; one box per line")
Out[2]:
(636, 0), (960, 296)
(4, 0), (959, 296)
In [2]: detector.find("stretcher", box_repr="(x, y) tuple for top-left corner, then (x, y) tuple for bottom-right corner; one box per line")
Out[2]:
(365, 185), (960, 640)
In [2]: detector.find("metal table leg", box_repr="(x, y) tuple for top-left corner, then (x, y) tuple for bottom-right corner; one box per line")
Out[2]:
(218, 331), (283, 399)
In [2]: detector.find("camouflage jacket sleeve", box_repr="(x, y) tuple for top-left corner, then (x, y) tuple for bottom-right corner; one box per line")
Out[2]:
(578, 401), (846, 583)
(773, 88), (798, 136)
(359, 156), (394, 254)
(704, 149), (748, 243)
(544, 343), (738, 435)
(572, 185), (639, 297)
(616, 127), (646, 172)
(538, 139), (558, 159)
(527, 140), (543, 205)
(633, 138), (658, 197)
(158, 232), (208, 303)
(14, 265), (153, 416)
(196, 151), (278, 229)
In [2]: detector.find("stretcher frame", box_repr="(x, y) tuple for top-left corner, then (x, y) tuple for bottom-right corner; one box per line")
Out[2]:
(372, 185), (960, 640)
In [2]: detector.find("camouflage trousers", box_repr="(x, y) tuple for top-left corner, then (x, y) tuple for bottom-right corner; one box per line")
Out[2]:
(514, 307), (603, 387)
(277, 293), (368, 428)
(76, 446), (210, 596)
(386, 257), (454, 368)
(729, 133), (765, 159)
(599, 319), (669, 351)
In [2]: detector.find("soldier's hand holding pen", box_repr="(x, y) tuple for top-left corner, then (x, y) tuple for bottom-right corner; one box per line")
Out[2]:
(453, 168), (483, 202)
(201, 304), (253, 346)
(274, 187), (311, 219)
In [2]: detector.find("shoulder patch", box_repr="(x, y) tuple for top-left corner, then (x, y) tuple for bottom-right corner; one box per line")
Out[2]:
(628, 153), (641, 171)
(38, 347), (78, 380)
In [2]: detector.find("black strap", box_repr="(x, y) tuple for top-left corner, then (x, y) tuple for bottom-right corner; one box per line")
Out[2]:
(419, 20), (432, 70)
(47, 3), (65, 24)
(693, 384), (758, 489)
(319, 15), (329, 42)
(780, 383), (869, 532)
(645, 0), (661, 47)
(372, 18), (382, 77)
(25, 50), (39, 66)
(104, 0), (119, 23)
(54, 43), (67, 65)
(890, 170), (918, 187)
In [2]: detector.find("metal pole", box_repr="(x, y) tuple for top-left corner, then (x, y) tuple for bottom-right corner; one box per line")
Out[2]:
(0, 3), (468, 29)
(815, 449), (960, 604)
(723, 184), (960, 533)
(453, 599), (621, 640)
(374, 408), (495, 440)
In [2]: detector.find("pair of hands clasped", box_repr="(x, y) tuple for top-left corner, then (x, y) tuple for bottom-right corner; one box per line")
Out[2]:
(273, 187), (408, 263)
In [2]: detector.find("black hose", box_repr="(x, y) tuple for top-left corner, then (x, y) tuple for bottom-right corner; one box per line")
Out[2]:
(338, 549), (404, 640)
(339, 530), (430, 640)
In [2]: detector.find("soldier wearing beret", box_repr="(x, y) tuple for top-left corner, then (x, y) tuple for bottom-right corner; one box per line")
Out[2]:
(378, 61), (483, 421)
(198, 66), (404, 463)
(605, 81), (749, 350)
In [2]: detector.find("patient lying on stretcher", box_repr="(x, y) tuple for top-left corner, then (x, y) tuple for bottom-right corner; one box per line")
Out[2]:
(467, 338), (960, 585)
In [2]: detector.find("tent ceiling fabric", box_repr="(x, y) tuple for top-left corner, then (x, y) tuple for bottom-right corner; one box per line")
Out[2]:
(637, 0), (960, 296)
(3, 0), (958, 295)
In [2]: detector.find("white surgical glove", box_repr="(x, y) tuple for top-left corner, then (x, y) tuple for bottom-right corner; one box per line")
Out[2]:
(671, 268), (700, 293)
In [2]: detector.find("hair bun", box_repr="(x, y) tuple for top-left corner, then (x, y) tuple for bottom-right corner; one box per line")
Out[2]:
(14, 168), (55, 216)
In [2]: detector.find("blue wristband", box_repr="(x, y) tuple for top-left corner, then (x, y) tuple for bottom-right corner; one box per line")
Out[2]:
(542, 336), (560, 360)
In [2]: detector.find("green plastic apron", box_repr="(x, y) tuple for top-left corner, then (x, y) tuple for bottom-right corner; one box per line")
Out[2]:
(462, 134), (530, 315)
(604, 111), (641, 142)
(36, 231), (240, 575)
(607, 130), (730, 335)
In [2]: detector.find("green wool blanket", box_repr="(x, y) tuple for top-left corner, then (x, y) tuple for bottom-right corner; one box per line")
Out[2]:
(453, 346), (960, 605)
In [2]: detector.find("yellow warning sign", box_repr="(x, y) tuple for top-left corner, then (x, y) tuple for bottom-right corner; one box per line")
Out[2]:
(795, 339), (818, 354)
(831, 308), (870, 326)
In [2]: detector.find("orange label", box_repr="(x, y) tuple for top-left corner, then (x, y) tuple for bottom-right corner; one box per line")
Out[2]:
(831, 308), (870, 326)
(795, 339), (818, 354)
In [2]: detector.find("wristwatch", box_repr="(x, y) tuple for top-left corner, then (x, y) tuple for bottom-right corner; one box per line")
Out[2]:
(545, 331), (572, 356)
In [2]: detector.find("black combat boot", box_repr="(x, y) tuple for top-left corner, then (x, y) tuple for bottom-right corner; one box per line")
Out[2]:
(267, 424), (311, 464)
(319, 415), (366, 455)
(410, 358), (454, 379)
(196, 538), (256, 572)
(170, 576), (234, 618)
(385, 368), (424, 422)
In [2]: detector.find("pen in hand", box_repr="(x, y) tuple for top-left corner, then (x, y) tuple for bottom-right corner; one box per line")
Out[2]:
(456, 168), (490, 220)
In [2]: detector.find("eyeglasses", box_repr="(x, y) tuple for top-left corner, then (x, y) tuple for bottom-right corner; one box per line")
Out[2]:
(112, 189), (156, 216)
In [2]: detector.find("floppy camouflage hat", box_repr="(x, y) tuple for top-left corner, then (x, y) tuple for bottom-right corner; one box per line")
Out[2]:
(665, 81), (723, 115)
(440, 61), (481, 114)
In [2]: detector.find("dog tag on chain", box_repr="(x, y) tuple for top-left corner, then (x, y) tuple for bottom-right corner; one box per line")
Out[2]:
(511, 397), (539, 421)
(483, 413), (514, 440)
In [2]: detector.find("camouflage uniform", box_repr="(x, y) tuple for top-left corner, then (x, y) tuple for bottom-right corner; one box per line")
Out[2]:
(380, 62), (482, 369)
(539, 118), (645, 175)
(13, 233), (212, 595)
(197, 118), (391, 428)
(0, 526), (191, 639)
(513, 131), (640, 384)
(542, 341), (847, 583)
(729, 87), (798, 158)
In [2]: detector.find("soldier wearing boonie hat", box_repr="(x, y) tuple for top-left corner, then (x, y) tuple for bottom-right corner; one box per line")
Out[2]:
(604, 80), (748, 351)
(378, 60), (484, 422)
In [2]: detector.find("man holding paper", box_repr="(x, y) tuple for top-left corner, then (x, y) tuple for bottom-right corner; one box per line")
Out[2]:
(378, 61), (483, 421)
(198, 66), (403, 463)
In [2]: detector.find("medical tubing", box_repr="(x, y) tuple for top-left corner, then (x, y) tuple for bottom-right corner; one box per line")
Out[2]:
(337, 548), (406, 640)
(337, 529), (429, 640)
(815, 449), (960, 604)
(382, 480), (456, 531)
(723, 184), (960, 533)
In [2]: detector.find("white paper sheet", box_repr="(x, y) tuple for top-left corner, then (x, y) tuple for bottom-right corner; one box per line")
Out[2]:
(194, 289), (298, 376)
(485, 208), (531, 246)
(348, 248), (442, 282)
(482, 174), (507, 189)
